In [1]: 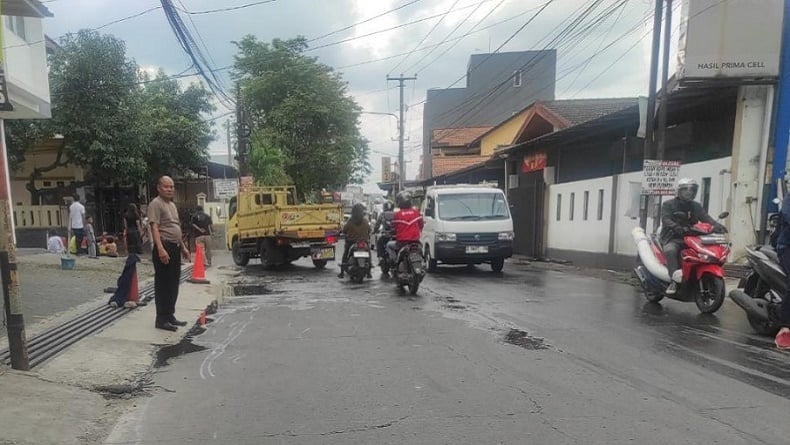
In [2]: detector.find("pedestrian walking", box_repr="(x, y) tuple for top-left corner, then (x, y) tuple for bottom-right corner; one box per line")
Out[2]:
(190, 205), (213, 267)
(124, 203), (144, 255)
(148, 176), (190, 332)
(86, 216), (98, 259)
(69, 195), (86, 255)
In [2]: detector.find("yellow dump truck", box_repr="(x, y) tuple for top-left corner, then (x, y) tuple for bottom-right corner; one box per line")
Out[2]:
(226, 186), (343, 268)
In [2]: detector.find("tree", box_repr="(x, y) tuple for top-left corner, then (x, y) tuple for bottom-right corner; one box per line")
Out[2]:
(233, 36), (371, 199)
(138, 70), (215, 180)
(4, 30), (215, 203)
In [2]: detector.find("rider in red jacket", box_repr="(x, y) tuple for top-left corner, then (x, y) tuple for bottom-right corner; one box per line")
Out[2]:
(387, 191), (423, 261)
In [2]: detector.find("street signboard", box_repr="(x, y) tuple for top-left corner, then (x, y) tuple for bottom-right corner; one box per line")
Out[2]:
(677, 0), (782, 82)
(642, 160), (681, 195)
(521, 152), (547, 173)
(213, 179), (238, 199)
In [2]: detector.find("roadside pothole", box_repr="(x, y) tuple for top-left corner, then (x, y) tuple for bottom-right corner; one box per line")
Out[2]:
(232, 283), (272, 296)
(504, 329), (549, 350)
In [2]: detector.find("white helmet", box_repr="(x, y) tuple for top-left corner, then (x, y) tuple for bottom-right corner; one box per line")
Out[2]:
(676, 178), (698, 201)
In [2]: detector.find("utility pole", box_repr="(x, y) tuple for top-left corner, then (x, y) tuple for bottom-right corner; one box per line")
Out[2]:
(639, 0), (664, 230)
(236, 84), (251, 177)
(226, 120), (233, 171)
(387, 74), (416, 193)
(656, 0), (672, 161)
(0, 119), (28, 370)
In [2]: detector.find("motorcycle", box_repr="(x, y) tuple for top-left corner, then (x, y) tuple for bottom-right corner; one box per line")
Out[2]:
(375, 230), (393, 276)
(346, 240), (372, 284)
(729, 214), (784, 336)
(394, 242), (425, 295)
(632, 212), (730, 314)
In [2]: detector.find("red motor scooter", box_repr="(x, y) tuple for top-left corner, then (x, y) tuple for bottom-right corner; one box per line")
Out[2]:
(632, 214), (730, 314)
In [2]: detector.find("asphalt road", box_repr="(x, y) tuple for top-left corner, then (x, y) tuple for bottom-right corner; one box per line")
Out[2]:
(106, 253), (790, 445)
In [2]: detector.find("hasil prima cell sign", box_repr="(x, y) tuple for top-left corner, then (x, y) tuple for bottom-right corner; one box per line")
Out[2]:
(677, 0), (782, 82)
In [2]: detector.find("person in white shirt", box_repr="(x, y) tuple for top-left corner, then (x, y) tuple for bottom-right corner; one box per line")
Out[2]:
(69, 195), (86, 255)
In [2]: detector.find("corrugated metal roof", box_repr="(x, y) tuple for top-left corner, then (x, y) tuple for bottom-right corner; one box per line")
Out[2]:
(542, 98), (638, 126)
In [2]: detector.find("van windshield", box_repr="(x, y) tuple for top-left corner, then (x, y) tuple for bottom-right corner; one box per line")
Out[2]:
(437, 193), (509, 221)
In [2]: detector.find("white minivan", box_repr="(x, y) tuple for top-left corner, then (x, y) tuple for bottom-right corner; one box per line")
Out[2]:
(420, 184), (514, 272)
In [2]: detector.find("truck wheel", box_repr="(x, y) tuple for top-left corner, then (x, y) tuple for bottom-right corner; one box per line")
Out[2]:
(425, 246), (437, 273)
(312, 259), (327, 269)
(490, 258), (504, 273)
(232, 241), (249, 267)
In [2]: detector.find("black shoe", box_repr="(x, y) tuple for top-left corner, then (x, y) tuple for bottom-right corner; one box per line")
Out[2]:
(366, 272), (373, 279)
(337, 272), (345, 279)
(169, 318), (188, 327)
(155, 321), (178, 332)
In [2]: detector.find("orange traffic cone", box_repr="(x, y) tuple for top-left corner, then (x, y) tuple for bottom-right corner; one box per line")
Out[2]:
(128, 267), (139, 303)
(188, 243), (210, 284)
(199, 310), (207, 326)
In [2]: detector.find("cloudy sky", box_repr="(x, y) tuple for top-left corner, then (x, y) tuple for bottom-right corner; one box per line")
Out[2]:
(41, 0), (680, 192)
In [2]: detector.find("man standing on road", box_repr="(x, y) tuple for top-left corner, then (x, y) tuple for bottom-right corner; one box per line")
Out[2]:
(69, 195), (86, 255)
(148, 176), (190, 332)
(191, 206), (213, 267)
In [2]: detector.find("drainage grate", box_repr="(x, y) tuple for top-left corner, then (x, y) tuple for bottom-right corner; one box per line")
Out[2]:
(232, 284), (271, 296)
(0, 266), (193, 368)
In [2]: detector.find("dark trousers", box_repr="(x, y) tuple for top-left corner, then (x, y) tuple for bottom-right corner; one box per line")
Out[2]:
(73, 228), (85, 254)
(376, 235), (390, 259)
(153, 241), (181, 324)
(662, 240), (684, 277)
(777, 249), (790, 326)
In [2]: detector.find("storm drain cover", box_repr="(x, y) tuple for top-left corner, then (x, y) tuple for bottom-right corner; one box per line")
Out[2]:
(504, 329), (549, 350)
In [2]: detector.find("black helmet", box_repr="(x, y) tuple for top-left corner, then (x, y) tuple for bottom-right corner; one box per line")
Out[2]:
(383, 201), (394, 212)
(396, 191), (412, 209)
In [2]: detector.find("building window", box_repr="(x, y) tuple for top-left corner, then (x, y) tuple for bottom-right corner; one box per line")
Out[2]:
(5, 16), (28, 42)
(701, 177), (711, 212)
(569, 192), (575, 221)
(556, 194), (562, 221)
(513, 70), (522, 88)
(583, 191), (589, 220)
(597, 189), (605, 220)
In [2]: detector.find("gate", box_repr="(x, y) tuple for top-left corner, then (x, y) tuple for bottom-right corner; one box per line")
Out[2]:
(508, 171), (545, 258)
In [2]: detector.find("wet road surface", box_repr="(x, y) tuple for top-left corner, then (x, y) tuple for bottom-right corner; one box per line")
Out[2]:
(106, 253), (790, 444)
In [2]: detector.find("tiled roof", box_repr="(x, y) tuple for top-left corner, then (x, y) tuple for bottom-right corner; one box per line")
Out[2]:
(431, 127), (493, 147)
(431, 155), (489, 177)
(542, 98), (638, 127)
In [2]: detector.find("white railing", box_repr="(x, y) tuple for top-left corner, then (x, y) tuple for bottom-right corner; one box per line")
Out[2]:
(13, 205), (65, 228)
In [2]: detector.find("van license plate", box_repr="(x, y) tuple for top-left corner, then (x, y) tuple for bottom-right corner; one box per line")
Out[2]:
(312, 248), (335, 260)
(466, 246), (488, 254)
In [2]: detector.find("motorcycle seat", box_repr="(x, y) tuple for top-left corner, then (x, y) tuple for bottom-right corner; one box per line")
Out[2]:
(761, 245), (780, 264)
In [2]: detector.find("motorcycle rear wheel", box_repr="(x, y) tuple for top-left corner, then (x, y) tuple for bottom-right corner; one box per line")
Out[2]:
(643, 289), (664, 303)
(695, 274), (725, 314)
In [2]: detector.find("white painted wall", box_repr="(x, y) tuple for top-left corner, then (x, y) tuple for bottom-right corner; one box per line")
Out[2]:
(547, 157), (733, 258)
(547, 176), (613, 252)
(1, 15), (51, 118)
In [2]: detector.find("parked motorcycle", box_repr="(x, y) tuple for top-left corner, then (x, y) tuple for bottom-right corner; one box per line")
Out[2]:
(729, 214), (784, 336)
(632, 213), (730, 314)
(346, 240), (372, 284)
(394, 242), (425, 295)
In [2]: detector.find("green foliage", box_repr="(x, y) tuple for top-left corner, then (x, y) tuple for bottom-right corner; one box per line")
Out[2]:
(233, 36), (371, 198)
(4, 30), (215, 191)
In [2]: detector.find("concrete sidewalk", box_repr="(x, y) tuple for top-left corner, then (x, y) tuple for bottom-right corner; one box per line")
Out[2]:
(0, 252), (236, 445)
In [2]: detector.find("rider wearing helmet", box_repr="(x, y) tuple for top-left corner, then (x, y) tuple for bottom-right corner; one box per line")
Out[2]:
(338, 203), (371, 279)
(659, 178), (726, 295)
(386, 191), (424, 263)
(374, 201), (395, 261)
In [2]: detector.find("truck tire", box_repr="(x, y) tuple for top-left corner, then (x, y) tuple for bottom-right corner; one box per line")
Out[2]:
(490, 258), (504, 273)
(232, 240), (249, 266)
(312, 259), (327, 269)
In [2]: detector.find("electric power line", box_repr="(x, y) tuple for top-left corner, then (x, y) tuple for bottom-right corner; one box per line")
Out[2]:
(308, 0), (424, 42)
(174, 0), (277, 15)
(388, 0), (463, 75)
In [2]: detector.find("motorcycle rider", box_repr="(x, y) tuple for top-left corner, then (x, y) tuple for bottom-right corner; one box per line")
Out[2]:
(660, 178), (726, 295)
(387, 191), (424, 268)
(772, 188), (790, 348)
(374, 201), (395, 263)
(338, 203), (371, 279)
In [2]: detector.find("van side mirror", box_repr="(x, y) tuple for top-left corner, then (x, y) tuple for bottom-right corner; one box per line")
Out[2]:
(425, 207), (434, 218)
(718, 212), (729, 219)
